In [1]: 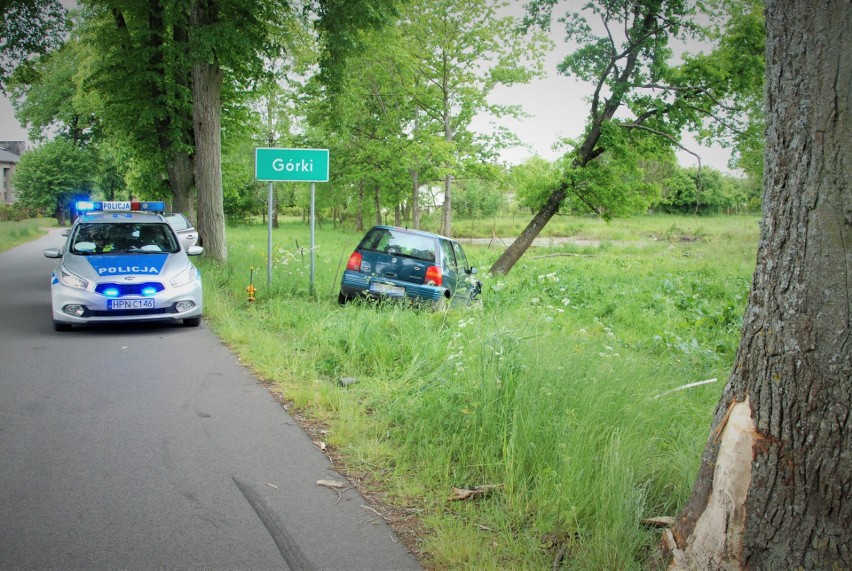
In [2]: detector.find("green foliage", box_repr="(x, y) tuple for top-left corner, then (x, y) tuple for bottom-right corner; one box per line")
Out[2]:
(79, 0), (195, 188)
(7, 39), (95, 143)
(452, 178), (506, 218)
(0, 0), (67, 91)
(11, 138), (96, 214)
(313, 0), (402, 93)
(689, 0), (766, 180)
(659, 167), (756, 213)
(511, 155), (564, 210)
(306, 0), (549, 232)
(199, 213), (759, 568)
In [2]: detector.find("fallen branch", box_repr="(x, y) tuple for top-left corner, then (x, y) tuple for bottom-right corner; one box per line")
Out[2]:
(551, 544), (567, 570)
(449, 484), (503, 501)
(316, 479), (346, 489)
(317, 479), (349, 503)
(654, 378), (718, 399)
(641, 516), (675, 528)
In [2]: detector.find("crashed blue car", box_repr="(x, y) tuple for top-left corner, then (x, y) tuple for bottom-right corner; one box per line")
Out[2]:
(339, 225), (481, 309)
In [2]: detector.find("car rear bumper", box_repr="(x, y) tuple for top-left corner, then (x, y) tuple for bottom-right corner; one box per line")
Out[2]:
(340, 270), (447, 304)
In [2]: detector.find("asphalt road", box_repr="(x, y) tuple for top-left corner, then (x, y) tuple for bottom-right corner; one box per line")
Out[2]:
(0, 230), (419, 571)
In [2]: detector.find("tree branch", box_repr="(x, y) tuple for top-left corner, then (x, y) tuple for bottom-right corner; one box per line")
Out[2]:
(620, 122), (703, 168)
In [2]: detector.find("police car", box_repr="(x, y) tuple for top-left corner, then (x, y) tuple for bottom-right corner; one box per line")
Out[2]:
(43, 201), (204, 331)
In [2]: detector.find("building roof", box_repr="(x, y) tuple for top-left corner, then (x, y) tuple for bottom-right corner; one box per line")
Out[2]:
(0, 148), (21, 163)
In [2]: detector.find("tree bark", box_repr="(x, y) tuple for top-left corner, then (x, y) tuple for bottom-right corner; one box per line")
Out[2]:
(410, 168), (420, 229)
(192, 60), (226, 261)
(374, 184), (382, 225)
(166, 153), (195, 220)
(667, 1), (851, 568)
(489, 182), (567, 275)
(441, 174), (452, 237)
(356, 180), (364, 232)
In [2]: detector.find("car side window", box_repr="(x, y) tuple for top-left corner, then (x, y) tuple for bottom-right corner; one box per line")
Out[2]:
(452, 242), (469, 270)
(440, 240), (457, 270)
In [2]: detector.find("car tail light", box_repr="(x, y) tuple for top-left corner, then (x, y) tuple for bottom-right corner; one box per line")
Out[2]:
(346, 251), (363, 271)
(425, 265), (443, 286)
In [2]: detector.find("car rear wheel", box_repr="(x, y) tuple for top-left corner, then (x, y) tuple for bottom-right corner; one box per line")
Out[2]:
(338, 291), (350, 305)
(183, 316), (201, 327)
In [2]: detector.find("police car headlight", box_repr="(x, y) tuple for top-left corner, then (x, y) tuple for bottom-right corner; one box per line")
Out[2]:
(170, 265), (197, 288)
(59, 267), (89, 290)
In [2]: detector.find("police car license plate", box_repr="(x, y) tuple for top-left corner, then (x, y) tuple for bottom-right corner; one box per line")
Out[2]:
(108, 299), (155, 310)
(370, 282), (405, 296)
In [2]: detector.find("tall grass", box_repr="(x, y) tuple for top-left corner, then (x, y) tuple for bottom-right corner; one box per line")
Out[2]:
(199, 214), (759, 569)
(0, 218), (55, 253)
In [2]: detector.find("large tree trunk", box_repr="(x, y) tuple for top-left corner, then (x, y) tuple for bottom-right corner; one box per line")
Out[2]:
(441, 174), (452, 237)
(489, 182), (567, 275)
(666, 1), (851, 568)
(374, 184), (382, 225)
(165, 17), (194, 221)
(166, 152), (195, 221)
(192, 60), (226, 261)
(410, 168), (420, 229)
(356, 180), (364, 232)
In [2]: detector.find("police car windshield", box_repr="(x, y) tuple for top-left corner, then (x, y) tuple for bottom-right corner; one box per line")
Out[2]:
(71, 223), (180, 255)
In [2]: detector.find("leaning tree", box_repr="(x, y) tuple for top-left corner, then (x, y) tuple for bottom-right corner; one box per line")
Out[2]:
(664, 0), (850, 568)
(490, 0), (764, 275)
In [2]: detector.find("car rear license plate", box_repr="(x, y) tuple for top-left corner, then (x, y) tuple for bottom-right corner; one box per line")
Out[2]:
(108, 299), (155, 310)
(370, 282), (405, 296)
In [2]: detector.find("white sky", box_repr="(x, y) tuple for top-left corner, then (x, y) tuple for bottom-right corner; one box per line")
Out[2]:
(1, 1), (735, 172)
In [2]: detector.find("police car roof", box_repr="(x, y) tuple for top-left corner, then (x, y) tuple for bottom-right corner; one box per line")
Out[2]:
(77, 211), (167, 224)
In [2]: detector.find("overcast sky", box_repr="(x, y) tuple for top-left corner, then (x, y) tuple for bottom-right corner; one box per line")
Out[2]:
(0, 2), (734, 172)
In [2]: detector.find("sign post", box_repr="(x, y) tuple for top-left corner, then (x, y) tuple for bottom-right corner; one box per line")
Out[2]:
(255, 148), (329, 295)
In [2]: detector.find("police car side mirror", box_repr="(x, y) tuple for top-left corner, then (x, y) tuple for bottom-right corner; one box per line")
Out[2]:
(61, 229), (70, 237)
(44, 248), (62, 259)
(187, 246), (204, 256)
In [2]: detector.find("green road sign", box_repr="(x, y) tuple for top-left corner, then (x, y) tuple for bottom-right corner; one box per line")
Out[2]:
(255, 147), (329, 182)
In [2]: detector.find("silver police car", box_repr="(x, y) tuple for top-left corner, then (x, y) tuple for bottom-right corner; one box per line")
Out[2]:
(43, 201), (203, 331)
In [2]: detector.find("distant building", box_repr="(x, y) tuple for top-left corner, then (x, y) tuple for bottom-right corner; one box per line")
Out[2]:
(0, 141), (26, 204)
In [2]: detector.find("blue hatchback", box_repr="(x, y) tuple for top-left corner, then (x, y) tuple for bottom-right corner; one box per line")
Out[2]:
(339, 226), (481, 308)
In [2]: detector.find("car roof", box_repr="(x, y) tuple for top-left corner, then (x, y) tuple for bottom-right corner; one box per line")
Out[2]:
(75, 211), (167, 225)
(371, 225), (457, 243)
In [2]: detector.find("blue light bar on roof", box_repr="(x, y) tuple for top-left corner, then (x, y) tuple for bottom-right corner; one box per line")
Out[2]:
(75, 201), (166, 213)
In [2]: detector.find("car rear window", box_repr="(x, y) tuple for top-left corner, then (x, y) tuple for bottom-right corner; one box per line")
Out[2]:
(359, 228), (437, 262)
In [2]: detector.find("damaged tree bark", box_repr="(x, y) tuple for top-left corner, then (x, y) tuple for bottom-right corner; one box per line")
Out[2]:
(666, 1), (851, 568)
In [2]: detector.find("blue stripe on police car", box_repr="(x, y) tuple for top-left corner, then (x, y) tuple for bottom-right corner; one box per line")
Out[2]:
(86, 254), (168, 276)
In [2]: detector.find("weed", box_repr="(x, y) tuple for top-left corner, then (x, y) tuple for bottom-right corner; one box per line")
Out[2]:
(198, 214), (758, 568)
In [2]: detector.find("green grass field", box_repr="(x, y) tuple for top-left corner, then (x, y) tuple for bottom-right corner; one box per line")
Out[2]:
(197, 213), (759, 569)
(0, 218), (55, 253)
